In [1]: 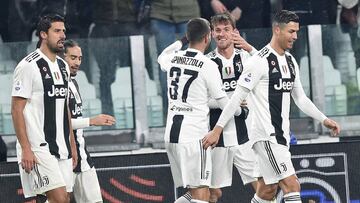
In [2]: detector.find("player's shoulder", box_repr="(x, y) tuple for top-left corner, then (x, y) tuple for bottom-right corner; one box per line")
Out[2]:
(206, 50), (217, 59)
(256, 46), (271, 58)
(15, 50), (42, 71)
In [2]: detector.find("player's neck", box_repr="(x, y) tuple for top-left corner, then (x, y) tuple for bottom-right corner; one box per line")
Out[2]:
(40, 45), (57, 62)
(270, 38), (285, 56)
(189, 44), (205, 53)
(217, 45), (234, 59)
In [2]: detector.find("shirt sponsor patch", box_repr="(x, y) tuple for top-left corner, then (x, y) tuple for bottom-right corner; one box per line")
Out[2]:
(14, 81), (22, 91)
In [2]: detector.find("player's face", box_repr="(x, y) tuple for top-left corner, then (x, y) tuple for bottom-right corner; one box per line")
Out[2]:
(64, 46), (82, 76)
(212, 22), (234, 50)
(278, 21), (299, 50)
(43, 22), (66, 53)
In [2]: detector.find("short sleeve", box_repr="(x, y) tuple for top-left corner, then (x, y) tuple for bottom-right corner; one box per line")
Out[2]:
(204, 61), (227, 99)
(237, 55), (266, 91)
(11, 61), (34, 99)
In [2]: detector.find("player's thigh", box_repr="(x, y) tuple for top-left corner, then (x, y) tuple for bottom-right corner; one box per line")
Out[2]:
(165, 141), (212, 188)
(253, 141), (295, 185)
(58, 158), (74, 193)
(232, 143), (257, 185)
(74, 167), (102, 203)
(210, 147), (233, 188)
(19, 151), (67, 198)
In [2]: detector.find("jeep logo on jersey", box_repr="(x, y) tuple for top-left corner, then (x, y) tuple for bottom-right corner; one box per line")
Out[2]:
(223, 80), (237, 91)
(72, 104), (83, 116)
(48, 85), (67, 98)
(274, 78), (294, 92)
(222, 66), (235, 79)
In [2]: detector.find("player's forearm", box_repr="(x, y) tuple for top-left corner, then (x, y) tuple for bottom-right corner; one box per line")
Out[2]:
(293, 94), (327, 123)
(216, 86), (249, 127)
(71, 118), (90, 129)
(11, 100), (31, 150)
(157, 41), (182, 67)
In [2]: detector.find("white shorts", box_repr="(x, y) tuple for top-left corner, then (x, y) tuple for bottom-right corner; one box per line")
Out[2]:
(165, 140), (212, 188)
(253, 141), (295, 185)
(73, 167), (102, 203)
(19, 151), (73, 198)
(211, 142), (257, 188)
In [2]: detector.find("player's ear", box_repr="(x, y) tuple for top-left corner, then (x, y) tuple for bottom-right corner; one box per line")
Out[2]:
(40, 31), (47, 40)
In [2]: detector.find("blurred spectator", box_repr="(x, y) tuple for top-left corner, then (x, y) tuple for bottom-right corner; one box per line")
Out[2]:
(7, 0), (38, 61)
(198, 0), (270, 28)
(339, 0), (360, 69)
(90, 0), (145, 116)
(198, 0), (271, 49)
(150, 0), (200, 113)
(280, 0), (338, 62)
(0, 135), (7, 162)
(0, 0), (10, 42)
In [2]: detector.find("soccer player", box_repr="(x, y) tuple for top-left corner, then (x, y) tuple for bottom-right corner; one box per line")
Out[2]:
(11, 14), (77, 203)
(158, 18), (241, 203)
(63, 39), (116, 203)
(175, 12), (259, 203)
(203, 10), (340, 203)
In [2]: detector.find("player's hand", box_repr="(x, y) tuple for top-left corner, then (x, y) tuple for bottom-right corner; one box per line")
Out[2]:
(232, 30), (252, 53)
(240, 100), (247, 107)
(21, 148), (38, 173)
(90, 114), (116, 126)
(323, 118), (340, 136)
(202, 127), (222, 149)
(211, 0), (227, 14)
(231, 7), (242, 21)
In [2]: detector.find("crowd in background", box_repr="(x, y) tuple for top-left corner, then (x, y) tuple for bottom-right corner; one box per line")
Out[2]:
(0, 0), (359, 115)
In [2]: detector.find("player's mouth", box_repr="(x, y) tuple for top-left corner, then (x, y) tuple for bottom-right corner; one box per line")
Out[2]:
(58, 40), (65, 46)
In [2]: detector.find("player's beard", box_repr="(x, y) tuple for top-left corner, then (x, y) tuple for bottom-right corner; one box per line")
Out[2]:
(48, 40), (64, 54)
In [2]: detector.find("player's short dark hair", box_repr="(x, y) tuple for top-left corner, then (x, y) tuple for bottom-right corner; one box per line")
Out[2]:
(210, 12), (236, 29)
(186, 18), (211, 43)
(36, 14), (65, 48)
(272, 10), (299, 28)
(63, 39), (79, 54)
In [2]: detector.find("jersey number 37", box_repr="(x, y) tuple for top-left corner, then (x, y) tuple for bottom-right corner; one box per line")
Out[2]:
(169, 67), (198, 103)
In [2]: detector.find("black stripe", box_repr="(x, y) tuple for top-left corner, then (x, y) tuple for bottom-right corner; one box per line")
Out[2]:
(169, 115), (184, 143)
(184, 51), (197, 57)
(209, 109), (224, 147)
(199, 140), (203, 179)
(37, 59), (60, 158)
(267, 54), (286, 146)
(58, 59), (71, 159)
(34, 164), (43, 188)
(184, 192), (192, 201)
(264, 141), (281, 175)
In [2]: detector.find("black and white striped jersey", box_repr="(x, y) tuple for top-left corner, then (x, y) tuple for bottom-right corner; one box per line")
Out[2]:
(12, 49), (71, 160)
(207, 48), (253, 147)
(69, 78), (94, 172)
(158, 41), (227, 143)
(238, 44), (300, 146)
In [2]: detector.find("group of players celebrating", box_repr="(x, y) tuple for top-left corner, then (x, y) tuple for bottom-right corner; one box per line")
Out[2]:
(159, 10), (340, 203)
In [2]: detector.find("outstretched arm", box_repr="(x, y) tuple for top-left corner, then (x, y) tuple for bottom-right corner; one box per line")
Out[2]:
(202, 86), (250, 149)
(292, 83), (340, 136)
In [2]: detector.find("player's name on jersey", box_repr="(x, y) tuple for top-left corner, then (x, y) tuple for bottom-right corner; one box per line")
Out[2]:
(171, 56), (204, 68)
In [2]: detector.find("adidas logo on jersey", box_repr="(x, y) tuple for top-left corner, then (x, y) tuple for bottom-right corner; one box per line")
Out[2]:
(271, 68), (279, 74)
(45, 73), (51, 79)
(274, 78), (294, 91)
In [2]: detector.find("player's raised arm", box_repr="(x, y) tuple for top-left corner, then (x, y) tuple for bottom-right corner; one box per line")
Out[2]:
(157, 37), (188, 71)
